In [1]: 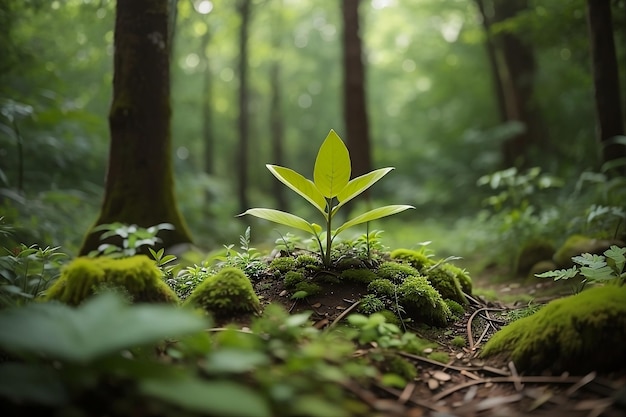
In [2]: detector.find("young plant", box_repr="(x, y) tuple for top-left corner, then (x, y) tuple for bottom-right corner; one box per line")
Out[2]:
(240, 130), (414, 267)
(535, 245), (626, 288)
(88, 222), (175, 258)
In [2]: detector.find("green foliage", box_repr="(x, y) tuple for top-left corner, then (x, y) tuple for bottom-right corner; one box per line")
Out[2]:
(340, 268), (378, 284)
(240, 130), (413, 267)
(505, 302), (543, 323)
(357, 294), (385, 315)
(283, 270), (305, 288)
(220, 226), (266, 278)
(269, 256), (297, 274)
(481, 285), (626, 373)
(183, 267), (260, 318)
(390, 248), (434, 271)
(168, 261), (214, 300)
(88, 222), (175, 258)
(427, 352), (450, 364)
(293, 281), (322, 298)
(536, 245), (626, 287)
(44, 255), (179, 305)
(0, 243), (68, 307)
(367, 278), (395, 297)
(423, 265), (467, 305)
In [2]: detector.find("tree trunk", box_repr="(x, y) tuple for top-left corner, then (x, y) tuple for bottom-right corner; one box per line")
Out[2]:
(586, 0), (626, 175)
(201, 30), (214, 176)
(342, 0), (372, 181)
(79, 0), (192, 255)
(236, 0), (251, 214)
(269, 12), (287, 212)
(483, 0), (545, 168)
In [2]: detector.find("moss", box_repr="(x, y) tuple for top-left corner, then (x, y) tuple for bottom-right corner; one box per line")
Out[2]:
(294, 281), (322, 296)
(481, 285), (626, 373)
(427, 352), (450, 364)
(382, 354), (418, 381)
(44, 255), (179, 305)
(553, 235), (619, 268)
(423, 265), (467, 305)
(515, 239), (555, 275)
(283, 271), (305, 288)
(367, 279), (396, 297)
(390, 248), (434, 271)
(441, 263), (473, 295)
(378, 309), (401, 326)
(340, 268), (377, 284)
(397, 276), (452, 327)
(376, 261), (420, 283)
(183, 267), (260, 318)
(269, 257), (297, 274)
(358, 294), (385, 315)
(451, 336), (466, 348)
(444, 299), (465, 319)
(295, 254), (322, 270)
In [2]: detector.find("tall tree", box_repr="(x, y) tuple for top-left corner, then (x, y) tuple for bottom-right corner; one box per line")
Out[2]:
(236, 0), (251, 214)
(586, 0), (625, 175)
(477, 0), (545, 168)
(269, 0), (287, 212)
(79, 0), (192, 255)
(341, 0), (372, 180)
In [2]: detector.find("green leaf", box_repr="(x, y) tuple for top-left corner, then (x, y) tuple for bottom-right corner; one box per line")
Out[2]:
(335, 205), (414, 236)
(572, 253), (607, 269)
(0, 363), (68, 406)
(605, 245), (626, 273)
(580, 265), (615, 281)
(0, 293), (209, 363)
(534, 267), (578, 281)
(141, 377), (271, 417)
(266, 165), (327, 214)
(314, 130), (351, 198)
(202, 349), (270, 374)
(335, 168), (394, 210)
(239, 208), (317, 235)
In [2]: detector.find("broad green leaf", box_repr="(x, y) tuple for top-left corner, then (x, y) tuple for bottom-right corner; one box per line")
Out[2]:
(0, 293), (209, 363)
(581, 265), (615, 281)
(314, 130), (351, 198)
(572, 253), (606, 269)
(535, 267), (578, 280)
(240, 208), (317, 235)
(266, 165), (326, 214)
(141, 377), (271, 417)
(605, 245), (626, 273)
(334, 168), (394, 211)
(335, 205), (414, 236)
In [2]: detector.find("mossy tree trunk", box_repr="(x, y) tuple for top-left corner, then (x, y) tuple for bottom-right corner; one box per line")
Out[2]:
(79, 0), (192, 255)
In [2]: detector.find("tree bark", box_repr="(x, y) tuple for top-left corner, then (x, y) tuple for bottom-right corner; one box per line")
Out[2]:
(236, 0), (251, 214)
(79, 0), (192, 255)
(342, 0), (372, 181)
(269, 12), (287, 212)
(586, 0), (625, 175)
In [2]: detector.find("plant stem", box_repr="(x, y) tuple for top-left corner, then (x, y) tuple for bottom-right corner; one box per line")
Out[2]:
(325, 198), (332, 267)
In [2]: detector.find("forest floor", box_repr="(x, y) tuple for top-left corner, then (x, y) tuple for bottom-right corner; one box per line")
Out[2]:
(249, 265), (626, 417)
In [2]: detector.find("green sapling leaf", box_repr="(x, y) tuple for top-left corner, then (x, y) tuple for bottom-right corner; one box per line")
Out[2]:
(334, 168), (394, 211)
(604, 245), (626, 273)
(314, 129), (351, 198)
(266, 165), (326, 214)
(239, 208), (317, 235)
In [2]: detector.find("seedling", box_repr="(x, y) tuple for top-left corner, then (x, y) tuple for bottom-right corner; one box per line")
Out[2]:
(240, 130), (414, 267)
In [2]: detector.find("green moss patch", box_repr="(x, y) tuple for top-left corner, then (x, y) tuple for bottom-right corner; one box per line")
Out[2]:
(44, 255), (179, 305)
(183, 267), (260, 318)
(481, 285), (626, 373)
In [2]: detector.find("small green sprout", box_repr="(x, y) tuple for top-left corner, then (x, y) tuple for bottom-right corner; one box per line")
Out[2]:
(240, 130), (414, 267)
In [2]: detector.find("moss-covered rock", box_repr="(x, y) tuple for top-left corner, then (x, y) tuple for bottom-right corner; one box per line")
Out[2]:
(481, 285), (626, 373)
(424, 265), (467, 305)
(44, 255), (179, 305)
(398, 276), (451, 327)
(515, 239), (555, 275)
(553, 235), (622, 268)
(183, 267), (260, 318)
(367, 279), (396, 297)
(390, 248), (434, 271)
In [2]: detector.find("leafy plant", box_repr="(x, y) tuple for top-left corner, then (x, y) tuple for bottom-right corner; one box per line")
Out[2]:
(0, 243), (68, 307)
(535, 245), (626, 288)
(240, 130), (414, 267)
(219, 226), (265, 277)
(88, 222), (175, 258)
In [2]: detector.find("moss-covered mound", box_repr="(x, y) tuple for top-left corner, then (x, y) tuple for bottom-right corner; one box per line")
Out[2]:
(44, 255), (179, 305)
(183, 267), (260, 318)
(398, 276), (452, 327)
(441, 263), (472, 295)
(424, 265), (467, 305)
(515, 239), (555, 275)
(481, 285), (626, 373)
(553, 235), (621, 268)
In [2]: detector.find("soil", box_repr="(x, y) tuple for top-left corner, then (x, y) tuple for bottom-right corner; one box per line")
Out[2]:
(246, 263), (626, 417)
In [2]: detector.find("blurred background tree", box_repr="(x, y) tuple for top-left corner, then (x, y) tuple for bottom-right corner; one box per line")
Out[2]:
(1, 0), (624, 272)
